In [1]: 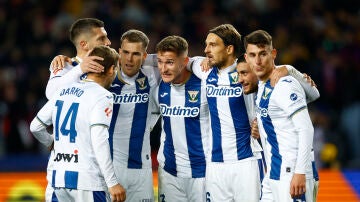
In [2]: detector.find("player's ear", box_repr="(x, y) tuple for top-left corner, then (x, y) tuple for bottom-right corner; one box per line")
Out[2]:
(271, 48), (277, 60)
(226, 45), (234, 55)
(183, 56), (189, 66)
(143, 52), (148, 59)
(80, 40), (87, 50)
(142, 52), (148, 64)
(107, 65), (115, 76)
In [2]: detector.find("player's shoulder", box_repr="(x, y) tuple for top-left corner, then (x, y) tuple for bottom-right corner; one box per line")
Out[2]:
(141, 65), (156, 77)
(88, 85), (113, 107)
(274, 76), (302, 94)
(277, 75), (301, 88)
(140, 67), (160, 87)
(50, 62), (76, 76)
(190, 56), (206, 66)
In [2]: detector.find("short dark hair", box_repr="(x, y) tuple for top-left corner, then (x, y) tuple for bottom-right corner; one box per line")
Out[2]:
(237, 53), (246, 64)
(89, 45), (119, 75)
(69, 18), (104, 45)
(120, 29), (149, 50)
(209, 24), (242, 57)
(244, 30), (273, 50)
(155, 35), (188, 56)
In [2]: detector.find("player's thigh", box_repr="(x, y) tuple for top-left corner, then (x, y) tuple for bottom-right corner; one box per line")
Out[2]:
(55, 188), (110, 202)
(269, 178), (294, 202)
(313, 180), (319, 202)
(76, 189), (110, 202)
(125, 168), (154, 202)
(304, 178), (318, 202)
(158, 166), (187, 202)
(114, 166), (130, 189)
(270, 177), (316, 202)
(233, 159), (261, 202)
(53, 188), (73, 202)
(185, 177), (205, 202)
(45, 184), (57, 202)
(205, 163), (234, 202)
(260, 177), (274, 202)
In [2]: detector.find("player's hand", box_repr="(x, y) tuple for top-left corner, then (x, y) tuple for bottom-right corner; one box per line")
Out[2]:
(270, 65), (288, 87)
(251, 119), (260, 139)
(80, 50), (104, 73)
(109, 184), (126, 202)
(303, 73), (317, 87)
(50, 55), (72, 70)
(200, 58), (211, 72)
(290, 173), (306, 199)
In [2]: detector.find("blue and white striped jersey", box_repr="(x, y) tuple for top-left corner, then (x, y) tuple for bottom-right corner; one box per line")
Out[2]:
(35, 80), (117, 191)
(109, 66), (160, 169)
(256, 76), (314, 180)
(191, 58), (255, 163)
(154, 73), (210, 178)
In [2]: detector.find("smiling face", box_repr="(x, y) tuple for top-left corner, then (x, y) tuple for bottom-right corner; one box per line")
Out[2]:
(245, 44), (277, 81)
(237, 61), (259, 94)
(157, 51), (189, 84)
(119, 39), (147, 77)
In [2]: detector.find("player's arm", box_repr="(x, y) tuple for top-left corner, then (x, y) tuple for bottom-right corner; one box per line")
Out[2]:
(150, 85), (160, 116)
(290, 107), (314, 198)
(90, 96), (126, 201)
(46, 61), (83, 99)
(186, 56), (210, 78)
(46, 52), (104, 99)
(142, 53), (157, 67)
(272, 65), (320, 103)
(142, 54), (162, 85)
(148, 87), (160, 130)
(91, 125), (126, 202)
(30, 101), (54, 150)
(286, 65), (319, 103)
(277, 78), (313, 198)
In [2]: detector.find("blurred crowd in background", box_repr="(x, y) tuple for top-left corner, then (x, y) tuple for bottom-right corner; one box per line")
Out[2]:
(0, 0), (359, 170)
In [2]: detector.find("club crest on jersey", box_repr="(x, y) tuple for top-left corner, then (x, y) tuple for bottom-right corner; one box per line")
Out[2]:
(188, 90), (199, 103)
(136, 77), (147, 90)
(262, 87), (272, 99)
(290, 93), (298, 101)
(229, 72), (239, 84)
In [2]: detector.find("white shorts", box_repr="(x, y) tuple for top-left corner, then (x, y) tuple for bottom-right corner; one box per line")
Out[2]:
(261, 175), (317, 202)
(205, 158), (261, 202)
(114, 166), (154, 202)
(158, 166), (205, 202)
(45, 183), (57, 202)
(314, 180), (319, 202)
(54, 188), (110, 202)
(45, 151), (57, 202)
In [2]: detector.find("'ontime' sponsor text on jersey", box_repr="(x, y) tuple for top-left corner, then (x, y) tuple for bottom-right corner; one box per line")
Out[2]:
(155, 73), (210, 178)
(109, 66), (159, 169)
(191, 58), (255, 163)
